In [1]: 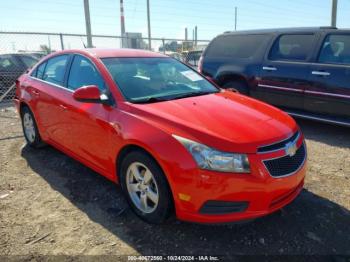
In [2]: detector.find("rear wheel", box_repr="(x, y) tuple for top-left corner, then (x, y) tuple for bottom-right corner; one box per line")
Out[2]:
(120, 150), (172, 224)
(21, 106), (44, 148)
(222, 80), (249, 95)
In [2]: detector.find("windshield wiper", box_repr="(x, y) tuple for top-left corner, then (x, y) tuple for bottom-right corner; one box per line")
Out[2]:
(133, 96), (169, 104)
(169, 91), (214, 100)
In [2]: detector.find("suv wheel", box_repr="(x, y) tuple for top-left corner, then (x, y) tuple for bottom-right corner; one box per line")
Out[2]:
(222, 80), (249, 95)
(120, 151), (172, 224)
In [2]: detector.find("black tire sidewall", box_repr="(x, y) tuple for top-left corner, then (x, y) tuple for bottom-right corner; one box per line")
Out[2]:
(120, 151), (172, 224)
(21, 106), (42, 147)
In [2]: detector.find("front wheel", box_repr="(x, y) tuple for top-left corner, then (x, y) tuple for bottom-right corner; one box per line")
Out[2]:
(120, 151), (173, 224)
(21, 106), (44, 148)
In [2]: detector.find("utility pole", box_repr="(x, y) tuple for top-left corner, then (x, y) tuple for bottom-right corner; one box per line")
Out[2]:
(234, 6), (237, 31)
(331, 0), (338, 27)
(83, 0), (93, 48)
(195, 26), (197, 47)
(120, 0), (126, 48)
(147, 0), (152, 50)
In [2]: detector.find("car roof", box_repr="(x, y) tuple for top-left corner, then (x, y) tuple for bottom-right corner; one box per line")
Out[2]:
(221, 27), (350, 36)
(59, 48), (168, 58)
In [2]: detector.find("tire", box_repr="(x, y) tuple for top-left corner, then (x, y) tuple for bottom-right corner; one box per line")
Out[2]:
(222, 80), (249, 95)
(21, 106), (44, 148)
(120, 150), (172, 224)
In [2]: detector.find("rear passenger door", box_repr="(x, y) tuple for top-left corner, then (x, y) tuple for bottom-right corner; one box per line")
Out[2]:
(30, 54), (72, 147)
(257, 33), (318, 110)
(306, 33), (350, 119)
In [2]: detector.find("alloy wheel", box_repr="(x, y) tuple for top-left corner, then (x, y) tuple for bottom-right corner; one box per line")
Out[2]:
(23, 112), (36, 143)
(126, 162), (159, 213)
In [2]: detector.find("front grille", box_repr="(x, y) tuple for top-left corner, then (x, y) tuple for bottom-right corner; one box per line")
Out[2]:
(263, 143), (306, 177)
(258, 131), (299, 153)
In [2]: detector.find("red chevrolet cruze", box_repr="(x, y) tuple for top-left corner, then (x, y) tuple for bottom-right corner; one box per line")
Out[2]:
(15, 49), (307, 224)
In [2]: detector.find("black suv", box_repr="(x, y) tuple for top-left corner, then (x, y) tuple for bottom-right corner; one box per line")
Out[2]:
(200, 27), (350, 127)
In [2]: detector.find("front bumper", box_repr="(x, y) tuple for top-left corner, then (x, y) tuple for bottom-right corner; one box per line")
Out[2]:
(169, 135), (307, 224)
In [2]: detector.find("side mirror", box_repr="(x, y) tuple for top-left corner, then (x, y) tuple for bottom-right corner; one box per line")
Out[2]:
(73, 85), (114, 106)
(73, 85), (109, 104)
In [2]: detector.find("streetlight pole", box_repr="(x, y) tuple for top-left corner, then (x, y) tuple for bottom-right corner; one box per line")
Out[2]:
(234, 6), (237, 31)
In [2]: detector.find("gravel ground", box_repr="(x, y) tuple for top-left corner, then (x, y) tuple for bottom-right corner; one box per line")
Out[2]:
(0, 105), (349, 258)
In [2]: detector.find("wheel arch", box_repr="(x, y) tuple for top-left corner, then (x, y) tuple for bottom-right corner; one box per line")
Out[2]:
(217, 73), (248, 87)
(19, 101), (30, 115)
(116, 143), (176, 211)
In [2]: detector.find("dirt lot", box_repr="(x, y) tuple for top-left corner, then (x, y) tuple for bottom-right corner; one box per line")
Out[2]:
(0, 104), (349, 258)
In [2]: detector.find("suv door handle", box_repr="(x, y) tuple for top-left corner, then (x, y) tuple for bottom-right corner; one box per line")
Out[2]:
(311, 71), (330, 76)
(262, 66), (277, 71)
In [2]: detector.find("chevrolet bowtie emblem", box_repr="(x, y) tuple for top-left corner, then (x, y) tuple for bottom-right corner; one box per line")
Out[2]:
(285, 141), (297, 157)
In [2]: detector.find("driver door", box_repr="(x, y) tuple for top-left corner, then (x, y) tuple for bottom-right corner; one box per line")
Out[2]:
(65, 54), (116, 176)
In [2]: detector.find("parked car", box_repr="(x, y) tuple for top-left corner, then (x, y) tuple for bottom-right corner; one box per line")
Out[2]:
(0, 53), (38, 96)
(23, 52), (47, 60)
(183, 50), (202, 69)
(15, 48), (306, 224)
(200, 27), (350, 127)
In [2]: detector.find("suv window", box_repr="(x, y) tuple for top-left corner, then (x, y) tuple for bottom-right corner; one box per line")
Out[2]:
(19, 55), (37, 68)
(269, 34), (314, 61)
(205, 34), (270, 59)
(42, 55), (69, 86)
(318, 34), (350, 65)
(67, 55), (106, 91)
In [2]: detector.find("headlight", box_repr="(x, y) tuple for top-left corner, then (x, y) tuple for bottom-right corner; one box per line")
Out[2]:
(173, 135), (250, 173)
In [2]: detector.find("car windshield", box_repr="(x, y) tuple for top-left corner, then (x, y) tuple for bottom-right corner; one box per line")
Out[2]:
(102, 57), (219, 103)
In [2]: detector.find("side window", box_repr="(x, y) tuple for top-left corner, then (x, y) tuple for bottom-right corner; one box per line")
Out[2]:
(42, 55), (69, 85)
(205, 34), (271, 59)
(0, 55), (22, 71)
(269, 34), (315, 61)
(32, 62), (47, 79)
(67, 55), (106, 91)
(318, 34), (350, 65)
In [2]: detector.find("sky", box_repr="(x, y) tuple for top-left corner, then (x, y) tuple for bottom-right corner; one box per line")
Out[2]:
(0, 0), (350, 52)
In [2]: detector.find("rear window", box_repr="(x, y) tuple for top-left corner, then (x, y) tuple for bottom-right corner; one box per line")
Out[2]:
(269, 34), (315, 61)
(318, 34), (350, 65)
(0, 55), (22, 71)
(205, 34), (270, 59)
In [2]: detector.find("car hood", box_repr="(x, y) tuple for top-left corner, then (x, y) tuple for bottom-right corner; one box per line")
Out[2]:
(128, 91), (297, 153)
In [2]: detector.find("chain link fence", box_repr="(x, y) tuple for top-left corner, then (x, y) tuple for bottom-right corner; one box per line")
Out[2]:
(0, 31), (210, 103)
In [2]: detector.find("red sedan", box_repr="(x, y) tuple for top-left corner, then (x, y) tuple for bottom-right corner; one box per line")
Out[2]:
(14, 49), (307, 224)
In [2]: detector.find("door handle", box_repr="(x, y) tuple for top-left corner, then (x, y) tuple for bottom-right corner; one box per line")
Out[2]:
(59, 104), (67, 111)
(312, 71), (330, 76)
(262, 66), (277, 71)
